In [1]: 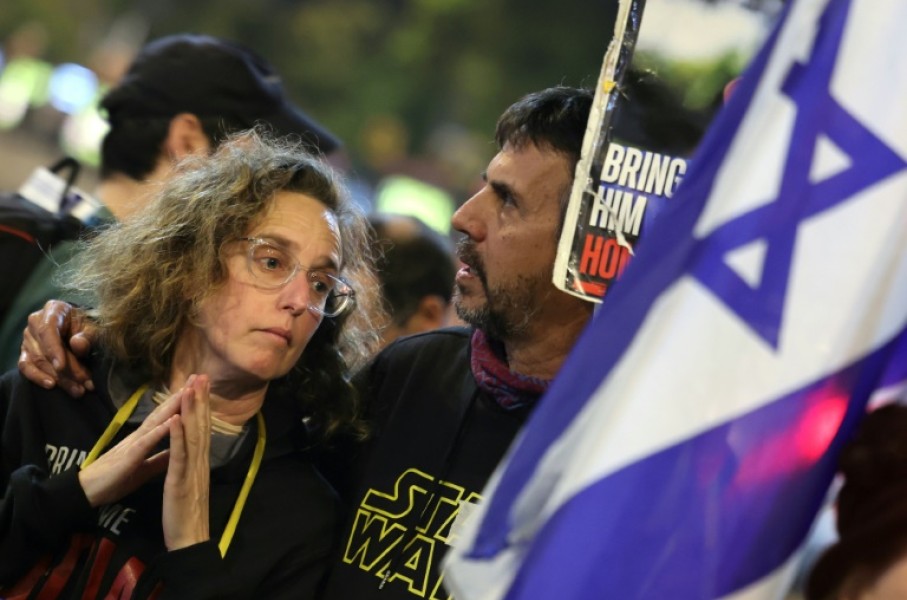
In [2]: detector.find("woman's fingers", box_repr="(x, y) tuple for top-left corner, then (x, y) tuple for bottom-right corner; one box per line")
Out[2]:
(162, 379), (211, 551)
(167, 413), (186, 481)
(141, 384), (189, 432)
(144, 448), (171, 475)
(181, 376), (211, 458)
(80, 374), (214, 549)
(194, 375), (211, 438)
(78, 415), (174, 507)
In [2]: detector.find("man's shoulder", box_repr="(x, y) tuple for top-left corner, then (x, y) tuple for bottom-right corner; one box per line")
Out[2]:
(361, 326), (474, 399)
(372, 326), (472, 370)
(381, 325), (472, 355)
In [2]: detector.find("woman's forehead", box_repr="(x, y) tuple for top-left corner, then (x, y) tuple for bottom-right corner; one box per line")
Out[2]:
(252, 191), (342, 268)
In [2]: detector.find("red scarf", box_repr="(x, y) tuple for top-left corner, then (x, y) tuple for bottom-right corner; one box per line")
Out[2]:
(470, 329), (550, 410)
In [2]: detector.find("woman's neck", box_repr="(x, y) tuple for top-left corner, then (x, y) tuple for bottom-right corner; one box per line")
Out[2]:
(168, 334), (268, 427)
(206, 390), (266, 427)
(166, 367), (268, 427)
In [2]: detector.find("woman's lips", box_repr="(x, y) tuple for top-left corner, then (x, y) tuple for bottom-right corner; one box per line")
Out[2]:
(259, 328), (292, 345)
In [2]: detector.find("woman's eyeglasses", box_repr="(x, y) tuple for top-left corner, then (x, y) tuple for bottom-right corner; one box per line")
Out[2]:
(239, 237), (355, 318)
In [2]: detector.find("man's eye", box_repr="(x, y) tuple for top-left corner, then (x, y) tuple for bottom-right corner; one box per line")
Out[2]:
(491, 183), (517, 208)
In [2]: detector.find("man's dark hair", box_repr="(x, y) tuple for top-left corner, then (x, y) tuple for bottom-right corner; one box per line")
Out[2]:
(99, 115), (249, 180)
(369, 213), (455, 327)
(493, 76), (708, 234)
(494, 86), (592, 237)
(494, 73), (709, 172)
(494, 86), (593, 170)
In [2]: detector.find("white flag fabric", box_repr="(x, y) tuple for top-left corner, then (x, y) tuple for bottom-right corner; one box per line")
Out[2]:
(444, 0), (907, 598)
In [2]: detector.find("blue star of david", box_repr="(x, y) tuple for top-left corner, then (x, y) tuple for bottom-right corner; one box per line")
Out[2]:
(689, 0), (907, 349)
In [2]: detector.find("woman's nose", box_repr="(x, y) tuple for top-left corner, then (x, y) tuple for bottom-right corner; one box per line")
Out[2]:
(279, 274), (313, 316)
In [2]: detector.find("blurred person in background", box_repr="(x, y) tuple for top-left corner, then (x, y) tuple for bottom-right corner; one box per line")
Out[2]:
(368, 212), (458, 347)
(805, 403), (907, 600)
(0, 22), (51, 130)
(0, 129), (382, 598)
(0, 32), (341, 373)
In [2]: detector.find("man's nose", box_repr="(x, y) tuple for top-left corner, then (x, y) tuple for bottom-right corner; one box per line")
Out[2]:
(451, 187), (488, 241)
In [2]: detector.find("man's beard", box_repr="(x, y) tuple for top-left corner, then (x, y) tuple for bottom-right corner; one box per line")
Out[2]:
(454, 239), (547, 341)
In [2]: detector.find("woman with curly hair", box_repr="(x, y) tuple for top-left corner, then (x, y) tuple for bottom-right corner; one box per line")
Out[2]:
(0, 128), (384, 599)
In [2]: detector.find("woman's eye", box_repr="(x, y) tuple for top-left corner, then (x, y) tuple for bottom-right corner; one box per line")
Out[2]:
(263, 256), (283, 271)
(308, 273), (335, 296)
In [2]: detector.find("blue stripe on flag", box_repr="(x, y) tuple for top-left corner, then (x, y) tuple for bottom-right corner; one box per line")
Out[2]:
(453, 0), (907, 598)
(502, 323), (907, 599)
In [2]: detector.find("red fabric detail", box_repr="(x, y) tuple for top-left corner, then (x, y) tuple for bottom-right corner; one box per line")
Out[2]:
(81, 537), (116, 599)
(107, 555), (146, 600)
(2, 554), (54, 599)
(33, 533), (94, 600)
(0, 223), (36, 244)
(470, 329), (549, 410)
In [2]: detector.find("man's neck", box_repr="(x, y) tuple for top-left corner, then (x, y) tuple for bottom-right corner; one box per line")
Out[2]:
(501, 303), (593, 381)
(94, 175), (149, 221)
(95, 161), (172, 222)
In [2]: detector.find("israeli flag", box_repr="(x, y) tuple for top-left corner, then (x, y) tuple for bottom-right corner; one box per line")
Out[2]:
(444, 0), (907, 598)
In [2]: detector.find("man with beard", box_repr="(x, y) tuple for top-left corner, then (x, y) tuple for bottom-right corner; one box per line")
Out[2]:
(317, 86), (596, 599)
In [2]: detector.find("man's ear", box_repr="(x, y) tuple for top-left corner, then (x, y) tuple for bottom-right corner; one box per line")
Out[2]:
(163, 113), (212, 162)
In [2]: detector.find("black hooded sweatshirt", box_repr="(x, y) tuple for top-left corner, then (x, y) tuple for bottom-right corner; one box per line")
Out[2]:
(0, 354), (339, 599)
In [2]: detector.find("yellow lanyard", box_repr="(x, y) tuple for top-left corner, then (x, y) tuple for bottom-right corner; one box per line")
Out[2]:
(81, 384), (267, 557)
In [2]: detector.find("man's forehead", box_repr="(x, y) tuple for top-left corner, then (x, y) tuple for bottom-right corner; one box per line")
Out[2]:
(488, 143), (571, 186)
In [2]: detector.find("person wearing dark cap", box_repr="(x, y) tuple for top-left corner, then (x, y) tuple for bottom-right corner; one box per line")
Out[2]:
(803, 403), (907, 600)
(368, 213), (458, 347)
(0, 33), (341, 372)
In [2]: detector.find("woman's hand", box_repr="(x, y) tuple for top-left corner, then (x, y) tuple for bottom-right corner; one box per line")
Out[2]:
(163, 374), (212, 551)
(20, 300), (97, 397)
(77, 387), (184, 507)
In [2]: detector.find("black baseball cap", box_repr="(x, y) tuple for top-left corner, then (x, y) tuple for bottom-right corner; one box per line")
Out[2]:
(100, 34), (341, 154)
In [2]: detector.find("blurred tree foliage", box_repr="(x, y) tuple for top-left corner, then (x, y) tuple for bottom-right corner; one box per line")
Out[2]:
(0, 0), (618, 184)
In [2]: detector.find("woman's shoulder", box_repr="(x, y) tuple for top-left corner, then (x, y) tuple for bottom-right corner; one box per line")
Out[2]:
(0, 367), (65, 402)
